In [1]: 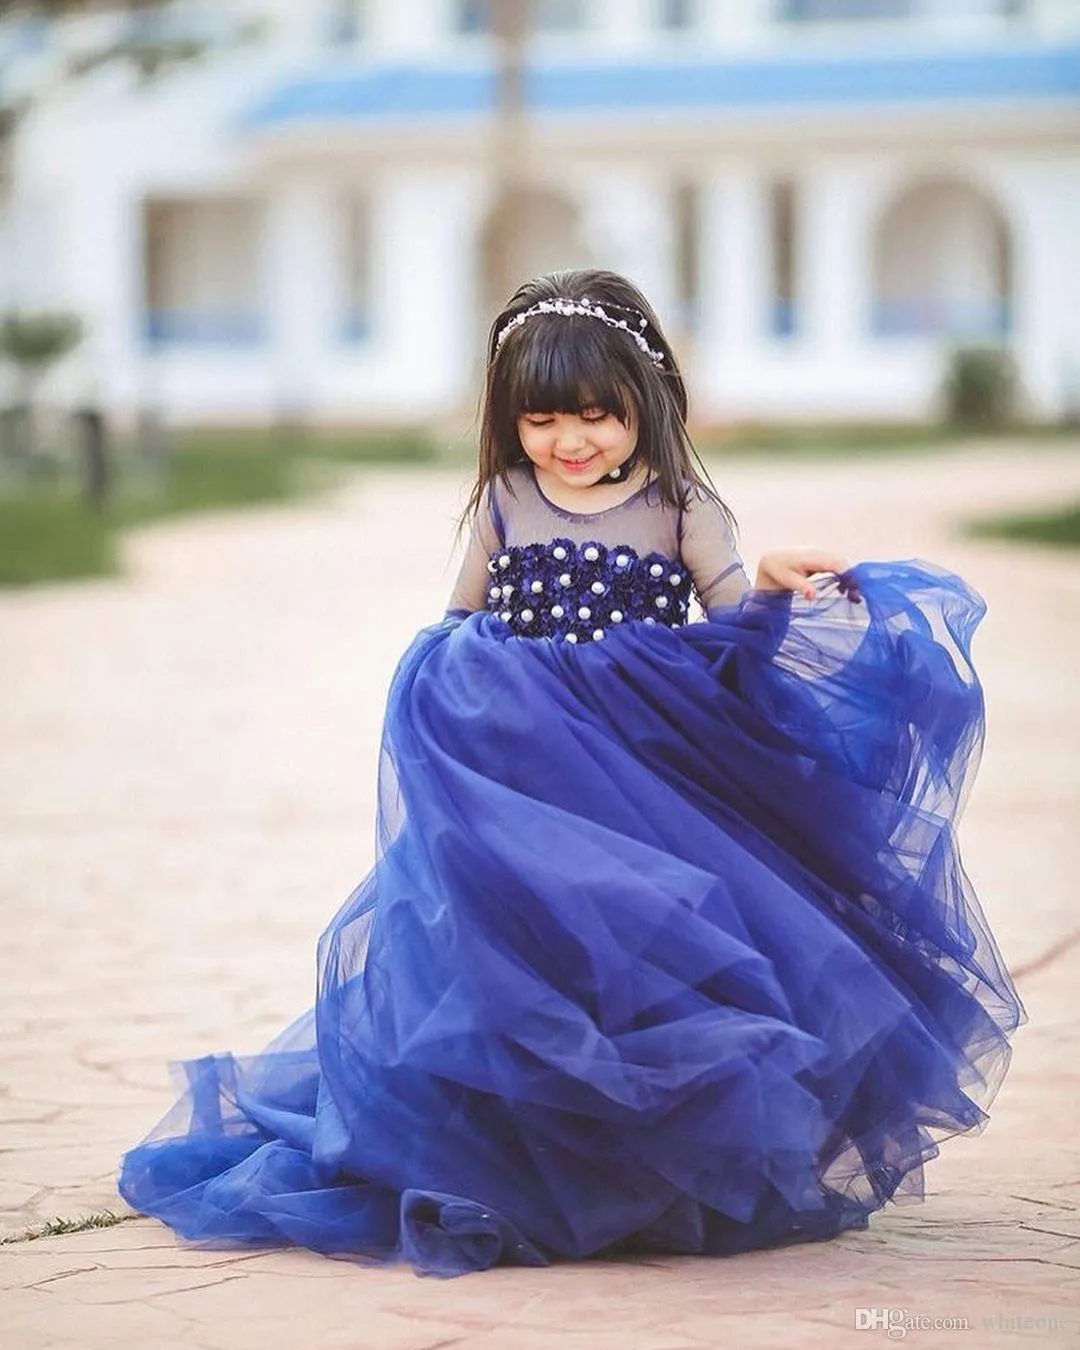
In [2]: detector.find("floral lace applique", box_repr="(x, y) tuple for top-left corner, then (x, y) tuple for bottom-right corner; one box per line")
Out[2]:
(485, 538), (691, 642)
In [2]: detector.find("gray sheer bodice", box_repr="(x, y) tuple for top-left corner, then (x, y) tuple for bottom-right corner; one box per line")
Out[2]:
(447, 465), (750, 640)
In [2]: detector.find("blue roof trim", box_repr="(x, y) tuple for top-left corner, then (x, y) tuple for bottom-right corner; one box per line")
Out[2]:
(245, 44), (1080, 127)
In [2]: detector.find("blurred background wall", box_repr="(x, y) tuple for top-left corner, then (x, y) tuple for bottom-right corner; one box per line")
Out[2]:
(0, 0), (1078, 429)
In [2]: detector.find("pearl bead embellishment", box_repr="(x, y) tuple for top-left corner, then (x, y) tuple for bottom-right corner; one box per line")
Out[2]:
(484, 542), (691, 640)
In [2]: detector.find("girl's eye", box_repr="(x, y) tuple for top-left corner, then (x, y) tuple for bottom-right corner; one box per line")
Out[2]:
(522, 416), (554, 428)
(580, 409), (607, 423)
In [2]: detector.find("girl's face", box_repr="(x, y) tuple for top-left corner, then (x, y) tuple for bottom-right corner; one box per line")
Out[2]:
(516, 405), (638, 490)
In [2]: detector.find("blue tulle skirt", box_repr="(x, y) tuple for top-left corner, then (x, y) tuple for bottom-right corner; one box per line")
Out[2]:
(118, 561), (1025, 1276)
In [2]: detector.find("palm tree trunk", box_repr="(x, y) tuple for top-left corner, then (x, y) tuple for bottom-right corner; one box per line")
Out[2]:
(483, 0), (532, 318)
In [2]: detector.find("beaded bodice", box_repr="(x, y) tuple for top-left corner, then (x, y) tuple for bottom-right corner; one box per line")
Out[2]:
(485, 537), (691, 643)
(448, 463), (751, 628)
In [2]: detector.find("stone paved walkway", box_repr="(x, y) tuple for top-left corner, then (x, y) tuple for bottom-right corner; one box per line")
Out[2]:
(2, 441), (1078, 1348)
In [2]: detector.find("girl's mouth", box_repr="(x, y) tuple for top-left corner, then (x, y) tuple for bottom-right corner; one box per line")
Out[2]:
(557, 455), (597, 474)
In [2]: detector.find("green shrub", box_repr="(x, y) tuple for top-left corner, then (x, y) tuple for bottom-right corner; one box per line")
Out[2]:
(969, 501), (1080, 549)
(943, 344), (1019, 430)
(0, 312), (84, 372)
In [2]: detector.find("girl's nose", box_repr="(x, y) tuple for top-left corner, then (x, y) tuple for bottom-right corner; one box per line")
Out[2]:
(555, 423), (587, 453)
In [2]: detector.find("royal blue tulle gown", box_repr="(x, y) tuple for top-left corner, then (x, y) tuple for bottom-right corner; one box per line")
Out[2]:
(119, 467), (1025, 1276)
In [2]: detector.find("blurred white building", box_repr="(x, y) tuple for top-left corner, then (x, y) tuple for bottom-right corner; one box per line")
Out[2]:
(1, 0), (1079, 426)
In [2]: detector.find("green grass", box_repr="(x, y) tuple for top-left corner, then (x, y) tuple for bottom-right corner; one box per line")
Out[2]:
(697, 420), (1079, 459)
(0, 1210), (138, 1245)
(113, 427), (439, 527)
(0, 428), (439, 587)
(0, 491), (119, 586)
(967, 500), (1080, 548)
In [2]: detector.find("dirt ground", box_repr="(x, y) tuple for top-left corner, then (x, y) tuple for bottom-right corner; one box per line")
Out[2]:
(1, 440), (1078, 1349)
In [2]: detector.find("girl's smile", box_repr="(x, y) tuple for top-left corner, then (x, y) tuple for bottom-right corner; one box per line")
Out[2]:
(516, 407), (638, 493)
(557, 451), (599, 473)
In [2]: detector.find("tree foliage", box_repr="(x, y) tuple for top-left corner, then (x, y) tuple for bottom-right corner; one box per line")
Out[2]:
(0, 311), (83, 370)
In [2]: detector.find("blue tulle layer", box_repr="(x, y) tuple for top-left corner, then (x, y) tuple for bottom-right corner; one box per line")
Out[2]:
(119, 561), (1025, 1276)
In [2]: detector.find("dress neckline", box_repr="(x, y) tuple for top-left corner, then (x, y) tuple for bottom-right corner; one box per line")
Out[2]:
(527, 461), (653, 523)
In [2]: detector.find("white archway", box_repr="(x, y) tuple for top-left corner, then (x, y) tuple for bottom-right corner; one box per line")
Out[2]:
(479, 186), (589, 318)
(872, 177), (1012, 338)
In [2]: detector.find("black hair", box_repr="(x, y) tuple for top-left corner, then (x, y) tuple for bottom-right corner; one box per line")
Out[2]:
(465, 269), (734, 531)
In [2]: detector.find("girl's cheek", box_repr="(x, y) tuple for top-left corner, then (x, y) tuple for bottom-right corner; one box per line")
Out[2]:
(520, 431), (553, 461)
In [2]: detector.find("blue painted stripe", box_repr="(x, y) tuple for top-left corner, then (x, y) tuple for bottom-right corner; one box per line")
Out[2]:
(872, 297), (1011, 338)
(245, 44), (1080, 127)
(340, 309), (372, 344)
(144, 310), (266, 347)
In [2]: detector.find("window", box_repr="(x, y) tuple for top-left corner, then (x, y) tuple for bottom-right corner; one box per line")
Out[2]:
(768, 180), (798, 339)
(453, 0), (586, 35)
(454, 0), (490, 34)
(328, 0), (366, 45)
(340, 197), (373, 343)
(776, 0), (914, 20)
(672, 181), (701, 330)
(143, 198), (265, 346)
(658, 0), (695, 30)
(535, 0), (586, 29)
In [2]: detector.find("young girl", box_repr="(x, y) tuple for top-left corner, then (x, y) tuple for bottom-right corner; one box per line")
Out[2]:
(119, 269), (1024, 1277)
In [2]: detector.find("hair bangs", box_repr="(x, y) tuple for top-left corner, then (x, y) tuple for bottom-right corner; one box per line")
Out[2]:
(503, 319), (633, 425)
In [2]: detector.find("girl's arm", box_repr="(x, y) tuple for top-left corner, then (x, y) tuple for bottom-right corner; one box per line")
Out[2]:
(679, 490), (752, 617)
(680, 490), (850, 613)
(445, 488), (503, 618)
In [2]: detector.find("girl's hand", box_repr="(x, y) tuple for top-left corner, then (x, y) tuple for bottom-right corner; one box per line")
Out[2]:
(755, 547), (852, 602)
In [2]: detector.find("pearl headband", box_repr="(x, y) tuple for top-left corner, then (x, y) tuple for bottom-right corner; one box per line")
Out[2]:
(495, 297), (666, 367)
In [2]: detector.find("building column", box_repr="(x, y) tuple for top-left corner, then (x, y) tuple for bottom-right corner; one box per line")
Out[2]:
(591, 0), (653, 54)
(696, 164), (770, 409)
(64, 177), (143, 422)
(259, 0), (334, 55)
(797, 161), (880, 363)
(995, 160), (1080, 420)
(265, 179), (336, 421)
(1028, 0), (1080, 38)
(367, 0), (449, 56)
(700, 0), (773, 51)
(373, 168), (487, 408)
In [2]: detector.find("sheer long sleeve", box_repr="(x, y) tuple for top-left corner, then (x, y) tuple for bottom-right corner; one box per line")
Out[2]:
(445, 487), (503, 619)
(679, 489), (752, 617)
